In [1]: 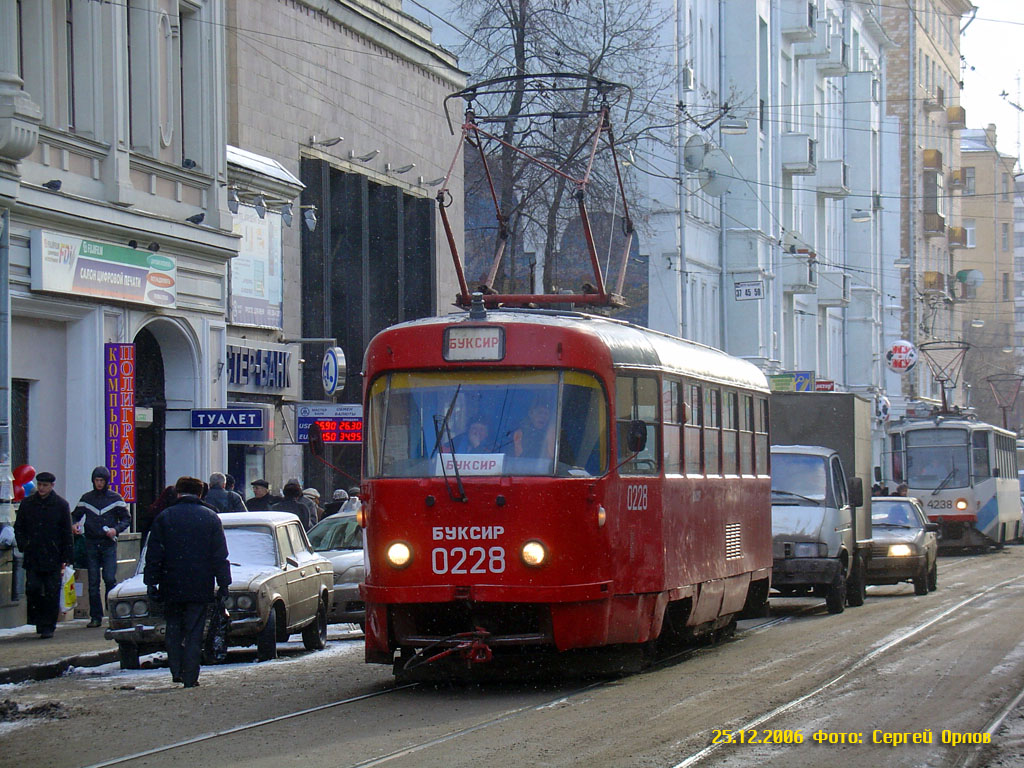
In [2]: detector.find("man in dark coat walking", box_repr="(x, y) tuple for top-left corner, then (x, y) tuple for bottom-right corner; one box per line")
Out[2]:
(14, 472), (73, 638)
(245, 479), (282, 511)
(144, 476), (231, 688)
(272, 479), (314, 530)
(73, 466), (131, 627)
(204, 472), (246, 514)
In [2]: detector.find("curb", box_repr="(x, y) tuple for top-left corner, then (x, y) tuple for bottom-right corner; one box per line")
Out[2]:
(0, 648), (120, 685)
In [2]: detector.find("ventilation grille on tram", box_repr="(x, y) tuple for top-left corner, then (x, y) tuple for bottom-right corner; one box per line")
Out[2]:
(725, 523), (743, 560)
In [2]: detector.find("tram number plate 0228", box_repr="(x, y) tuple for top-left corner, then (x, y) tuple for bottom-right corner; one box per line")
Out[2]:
(626, 484), (649, 511)
(431, 546), (506, 574)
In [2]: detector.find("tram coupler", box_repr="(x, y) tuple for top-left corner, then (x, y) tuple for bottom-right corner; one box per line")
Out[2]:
(418, 627), (494, 668)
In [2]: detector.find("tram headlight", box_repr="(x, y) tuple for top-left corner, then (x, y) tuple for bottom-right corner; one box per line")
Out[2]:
(356, 504), (367, 528)
(955, 498), (968, 511)
(386, 541), (412, 568)
(888, 544), (914, 557)
(521, 540), (547, 567)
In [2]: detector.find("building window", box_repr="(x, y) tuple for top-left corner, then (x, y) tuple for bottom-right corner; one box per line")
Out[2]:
(965, 218), (976, 248)
(1003, 223), (1010, 252)
(1003, 173), (1011, 202)
(964, 167), (976, 195)
(179, 3), (202, 168)
(12, 379), (29, 469)
(1016, 231), (1024, 249)
(1004, 272), (1011, 301)
(65, 0), (76, 129)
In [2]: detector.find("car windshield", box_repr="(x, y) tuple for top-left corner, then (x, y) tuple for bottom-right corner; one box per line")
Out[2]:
(307, 515), (363, 551)
(365, 369), (608, 478)
(223, 525), (278, 566)
(872, 500), (921, 528)
(770, 453), (827, 503)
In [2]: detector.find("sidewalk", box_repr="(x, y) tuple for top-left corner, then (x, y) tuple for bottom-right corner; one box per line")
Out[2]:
(0, 618), (119, 684)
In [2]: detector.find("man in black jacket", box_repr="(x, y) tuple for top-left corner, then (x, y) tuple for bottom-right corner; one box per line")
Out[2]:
(14, 472), (73, 638)
(272, 479), (314, 530)
(204, 472), (246, 514)
(73, 466), (131, 627)
(245, 479), (282, 511)
(144, 476), (231, 688)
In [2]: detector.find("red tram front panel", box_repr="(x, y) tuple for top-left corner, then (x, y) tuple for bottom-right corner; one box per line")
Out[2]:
(359, 312), (772, 664)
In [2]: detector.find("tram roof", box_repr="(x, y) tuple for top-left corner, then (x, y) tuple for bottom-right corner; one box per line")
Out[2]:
(387, 309), (770, 392)
(888, 415), (1016, 436)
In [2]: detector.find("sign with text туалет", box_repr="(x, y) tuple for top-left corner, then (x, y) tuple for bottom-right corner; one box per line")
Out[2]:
(190, 408), (265, 430)
(32, 230), (176, 308)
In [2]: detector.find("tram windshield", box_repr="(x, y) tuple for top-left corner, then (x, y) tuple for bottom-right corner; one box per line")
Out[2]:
(904, 428), (969, 490)
(366, 370), (608, 478)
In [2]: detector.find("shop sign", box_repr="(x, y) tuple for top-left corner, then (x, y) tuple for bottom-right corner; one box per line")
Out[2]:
(31, 230), (177, 308)
(226, 338), (299, 399)
(769, 371), (815, 392)
(104, 343), (136, 502)
(296, 403), (363, 444)
(229, 206), (283, 328)
(815, 379), (835, 391)
(885, 340), (918, 373)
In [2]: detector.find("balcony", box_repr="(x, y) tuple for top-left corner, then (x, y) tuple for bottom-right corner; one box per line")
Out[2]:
(948, 226), (967, 248)
(818, 270), (851, 307)
(950, 168), (964, 189)
(782, 254), (818, 294)
(947, 105), (966, 130)
(780, 0), (817, 41)
(794, 21), (831, 58)
(818, 37), (850, 77)
(816, 159), (849, 196)
(922, 149), (943, 172)
(781, 132), (817, 174)
(923, 212), (946, 237)
(924, 87), (946, 113)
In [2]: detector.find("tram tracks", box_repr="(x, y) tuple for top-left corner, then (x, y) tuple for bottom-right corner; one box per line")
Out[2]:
(76, 555), (1005, 768)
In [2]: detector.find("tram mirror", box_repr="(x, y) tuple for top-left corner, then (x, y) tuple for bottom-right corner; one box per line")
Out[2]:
(308, 422), (325, 458)
(873, 466), (881, 482)
(627, 420), (647, 453)
(847, 476), (864, 508)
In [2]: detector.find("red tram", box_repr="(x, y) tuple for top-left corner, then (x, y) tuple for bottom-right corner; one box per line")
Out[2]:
(359, 304), (772, 674)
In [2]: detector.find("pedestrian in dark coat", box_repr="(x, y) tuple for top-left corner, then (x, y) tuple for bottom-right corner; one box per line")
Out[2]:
(321, 489), (348, 518)
(144, 476), (231, 688)
(246, 479), (283, 511)
(204, 472), (247, 514)
(139, 485), (177, 543)
(14, 472), (73, 638)
(272, 479), (314, 530)
(72, 466), (130, 627)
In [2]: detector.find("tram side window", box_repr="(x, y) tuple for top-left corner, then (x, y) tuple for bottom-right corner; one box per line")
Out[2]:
(704, 387), (721, 475)
(662, 379), (683, 474)
(722, 390), (738, 475)
(739, 394), (754, 475)
(891, 433), (904, 482)
(616, 375), (660, 475)
(754, 397), (769, 475)
(557, 371), (609, 476)
(685, 383), (703, 474)
(973, 431), (991, 480)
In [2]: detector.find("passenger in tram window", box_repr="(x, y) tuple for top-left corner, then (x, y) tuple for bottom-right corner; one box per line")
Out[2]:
(453, 415), (493, 454)
(894, 483), (909, 497)
(512, 397), (556, 459)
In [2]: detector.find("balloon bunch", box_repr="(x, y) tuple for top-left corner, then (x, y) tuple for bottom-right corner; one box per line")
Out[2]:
(13, 465), (36, 502)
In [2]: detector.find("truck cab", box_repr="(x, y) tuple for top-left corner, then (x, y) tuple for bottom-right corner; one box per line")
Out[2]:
(770, 444), (867, 613)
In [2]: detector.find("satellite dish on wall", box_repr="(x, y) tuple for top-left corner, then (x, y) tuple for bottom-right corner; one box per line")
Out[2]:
(697, 148), (733, 197)
(683, 134), (708, 173)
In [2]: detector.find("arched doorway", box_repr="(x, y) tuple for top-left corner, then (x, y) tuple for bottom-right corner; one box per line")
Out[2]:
(134, 327), (166, 515)
(132, 318), (200, 521)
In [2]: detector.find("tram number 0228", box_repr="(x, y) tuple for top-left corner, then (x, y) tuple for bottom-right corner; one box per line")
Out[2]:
(431, 547), (506, 574)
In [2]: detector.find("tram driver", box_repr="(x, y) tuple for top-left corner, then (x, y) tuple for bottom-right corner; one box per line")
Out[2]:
(452, 415), (493, 454)
(512, 396), (556, 460)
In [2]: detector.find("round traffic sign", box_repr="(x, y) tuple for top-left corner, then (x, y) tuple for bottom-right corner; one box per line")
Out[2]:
(885, 340), (917, 374)
(321, 346), (346, 396)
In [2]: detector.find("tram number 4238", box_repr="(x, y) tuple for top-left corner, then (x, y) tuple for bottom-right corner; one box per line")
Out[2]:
(432, 547), (506, 574)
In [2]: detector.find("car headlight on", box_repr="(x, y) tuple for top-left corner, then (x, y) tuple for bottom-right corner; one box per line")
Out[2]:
(521, 540), (547, 567)
(114, 601), (131, 618)
(792, 542), (826, 558)
(386, 542), (412, 568)
(235, 594), (255, 612)
(889, 544), (914, 557)
(955, 498), (968, 511)
(131, 599), (149, 617)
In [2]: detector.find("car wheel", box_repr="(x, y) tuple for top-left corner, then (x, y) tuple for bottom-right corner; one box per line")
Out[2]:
(302, 599), (328, 651)
(846, 554), (867, 607)
(256, 604), (279, 661)
(913, 561), (929, 595)
(825, 568), (846, 614)
(927, 558), (938, 592)
(118, 642), (141, 670)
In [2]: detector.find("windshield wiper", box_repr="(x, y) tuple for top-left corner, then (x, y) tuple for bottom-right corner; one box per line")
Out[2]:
(932, 468), (956, 495)
(771, 489), (820, 504)
(873, 523), (913, 528)
(432, 385), (467, 503)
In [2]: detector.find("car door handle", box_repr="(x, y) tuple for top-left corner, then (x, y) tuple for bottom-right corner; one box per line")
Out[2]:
(299, 570), (306, 577)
